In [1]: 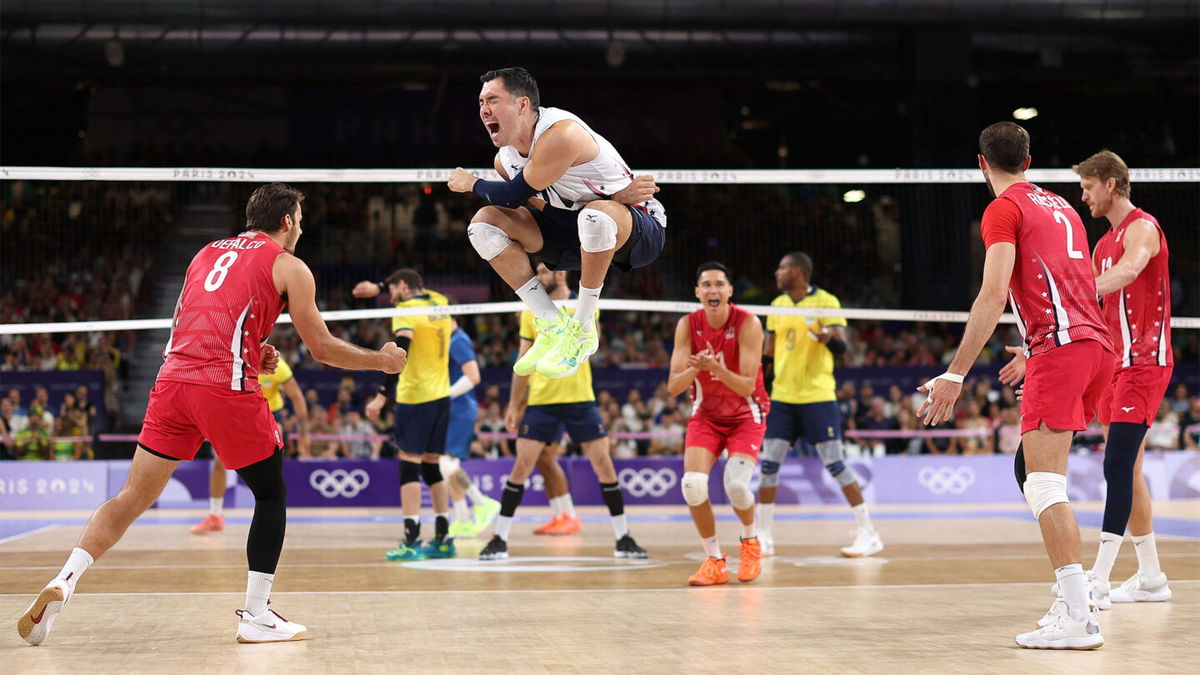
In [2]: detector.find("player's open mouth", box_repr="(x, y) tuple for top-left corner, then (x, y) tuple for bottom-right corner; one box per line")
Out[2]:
(485, 121), (500, 136)
(706, 298), (720, 307)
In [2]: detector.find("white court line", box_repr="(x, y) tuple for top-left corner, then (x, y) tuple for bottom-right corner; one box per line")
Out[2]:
(3, 550), (1198, 571)
(0, 525), (57, 545)
(1, 579), (1197, 598)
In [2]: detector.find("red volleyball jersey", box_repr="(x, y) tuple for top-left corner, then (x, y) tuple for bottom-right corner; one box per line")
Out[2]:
(1092, 207), (1173, 369)
(157, 231), (287, 392)
(687, 303), (770, 424)
(982, 182), (1112, 357)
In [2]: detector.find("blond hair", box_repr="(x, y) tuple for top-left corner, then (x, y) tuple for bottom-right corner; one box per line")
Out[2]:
(1073, 150), (1131, 198)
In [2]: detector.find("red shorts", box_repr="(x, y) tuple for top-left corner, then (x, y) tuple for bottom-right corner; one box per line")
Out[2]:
(1098, 365), (1173, 426)
(685, 414), (764, 460)
(138, 380), (281, 470)
(1020, 339), (1115, 434)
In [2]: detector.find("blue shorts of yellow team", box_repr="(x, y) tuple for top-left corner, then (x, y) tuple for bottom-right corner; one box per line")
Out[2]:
(519, 402), (606, 445)
(394, 398), (450, 455)
(446, 397), (477, 460)
(765, 400), (841, 445)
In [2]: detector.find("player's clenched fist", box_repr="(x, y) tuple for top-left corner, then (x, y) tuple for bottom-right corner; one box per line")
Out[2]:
(379, 342), (408, 374)
(447, 167), (478, 193)
(612, 175), (659, 204)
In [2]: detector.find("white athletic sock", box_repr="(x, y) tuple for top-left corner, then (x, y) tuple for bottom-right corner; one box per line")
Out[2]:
(465, 482), (487, 505)
(1092, 532), (1123, 584)
(575, 284), (602, 331)
(758, 502), (775, 533)
(549, 495), (564, 516)
(496, 516), (514, 541)
(742, 521), (757, 539)
(561, 493), (577, 518)
(244, 571), (273, 617)
(852, 503), (874, 532)
(701, 536), (722, 559)
(58, 547), (93, 589)
(210, 497), (224, 516)
(1056, 563), (1089, 621)
(453, 500), (470, 522)
(515, 277), (560, 321)
(1132, 532), (1162, 577)
(611, 514), (629, 539)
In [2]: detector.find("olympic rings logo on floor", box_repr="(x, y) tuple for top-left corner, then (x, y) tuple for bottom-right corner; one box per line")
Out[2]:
(308, 469), (371, 498)
(916, 466), (976, 495)
(618, 467), (677, 497)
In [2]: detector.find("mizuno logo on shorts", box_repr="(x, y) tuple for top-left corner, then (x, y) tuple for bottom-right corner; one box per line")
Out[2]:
(1121, 406), (1136, 412)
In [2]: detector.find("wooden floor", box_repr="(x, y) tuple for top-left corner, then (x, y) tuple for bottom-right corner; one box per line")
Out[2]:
(2, 501), (1197, 673)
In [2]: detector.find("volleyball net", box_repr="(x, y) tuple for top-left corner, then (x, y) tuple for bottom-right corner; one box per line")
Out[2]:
(1, 166), (1197, 454)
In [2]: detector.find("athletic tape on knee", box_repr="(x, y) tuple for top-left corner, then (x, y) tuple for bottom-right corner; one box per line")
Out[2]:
(758, 438), (789, 488)
(577, 208), (618, 253)
(438, 455), (461, 478)
(399, 460), (421, 486)
(681, 471), (709, 507)
(723, 456), (756, 510)
(817, 440), (857, 487)
(1023, 471), (1069, 518)
(420, 461), (444, 486)
(467, 222), (512, 261)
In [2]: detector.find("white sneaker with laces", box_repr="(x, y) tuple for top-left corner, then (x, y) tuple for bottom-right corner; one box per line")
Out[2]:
(235, 608), (308, 643)
(17, 578), (73, 646)
(1110, 571), (1172, 603)
(759, 531), (775, 556)
(1049, 569), (1111, 611)
(1037, 597), (1067, 628)
(1016, 606), (1103, 650)
(839, 529), (883, 558)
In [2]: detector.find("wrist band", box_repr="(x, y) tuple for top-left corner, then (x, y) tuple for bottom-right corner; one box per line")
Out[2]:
(933, 372), (965, 384)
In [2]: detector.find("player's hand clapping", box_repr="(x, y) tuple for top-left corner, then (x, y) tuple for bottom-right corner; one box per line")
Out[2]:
(379, 342), (407, 374)
(998, 345), (1027, 386)
(447, 167), (478, 193)
(689, 345), (719, 372)
(611, 175), (659, 205)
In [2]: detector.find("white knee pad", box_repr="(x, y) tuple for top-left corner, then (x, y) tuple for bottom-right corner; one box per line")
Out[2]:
(577, 208), (618, 253)
(723, 456), (756, 510)
(438, 454), (461, 478)
(1024, 471), (1069, 518)
(467, 222), (512, 261)
(681, 471), (709, 507)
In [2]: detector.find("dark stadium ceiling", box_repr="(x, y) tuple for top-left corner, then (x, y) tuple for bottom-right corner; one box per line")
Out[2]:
(3, 0), (1196, 86)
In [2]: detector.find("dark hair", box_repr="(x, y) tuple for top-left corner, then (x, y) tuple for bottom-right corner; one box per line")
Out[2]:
(245, 183), (305, 232)
(695, 261), (730, 285)
(480, 67), (540, 110)
(386, 268), (424, 291)
(979, 122), (1030, 174)
(784, 251), (813, 281)
(1073, 149), (1131, 198)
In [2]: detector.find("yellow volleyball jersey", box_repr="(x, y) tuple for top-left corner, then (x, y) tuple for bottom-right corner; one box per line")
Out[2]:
(519, 307), (597, 405)
(766, 287), (847, 404)
(256, 359), (293, 412)
(392, 290), (452, 404)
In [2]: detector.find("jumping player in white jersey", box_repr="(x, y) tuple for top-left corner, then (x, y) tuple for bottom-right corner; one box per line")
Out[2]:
(448, 67), (666, 380)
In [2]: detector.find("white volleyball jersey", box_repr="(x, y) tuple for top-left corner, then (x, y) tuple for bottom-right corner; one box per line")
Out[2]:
(498, 107), (666, 227)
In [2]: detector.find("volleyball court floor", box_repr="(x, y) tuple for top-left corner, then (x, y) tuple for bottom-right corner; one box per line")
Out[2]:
(2, 501), (1197, 672)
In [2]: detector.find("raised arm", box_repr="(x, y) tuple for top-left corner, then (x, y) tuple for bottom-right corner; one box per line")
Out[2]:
(274, 253), (407, 373)
(667, 316), (699, 397)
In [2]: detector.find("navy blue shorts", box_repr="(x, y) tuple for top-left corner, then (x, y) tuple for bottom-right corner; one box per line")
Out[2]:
(394, 397), (450, 455)
(765, 400), (841, 445)
(519, 402), (606, 445)
(446, 399), (477, 460)
(526, 204), (665, 272)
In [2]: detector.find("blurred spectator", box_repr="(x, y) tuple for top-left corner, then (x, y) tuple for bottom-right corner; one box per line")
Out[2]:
(997, 406), (1022, 454)
(1180, 397), (1200, 450)
(1169, 383), (1190, 415)
(1146, 400), (1179, 450)
(858, 396), (895, 456)
(957, 400), (994, 455)
(340, 410), (381, 459)
(15, 406), (52, 460)
(649, 409), (685, 456)
(477, 402), (510, 458)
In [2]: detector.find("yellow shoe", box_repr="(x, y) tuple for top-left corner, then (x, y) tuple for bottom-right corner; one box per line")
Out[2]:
(514, 309), (569, 376)
(535, 317), (598, 379)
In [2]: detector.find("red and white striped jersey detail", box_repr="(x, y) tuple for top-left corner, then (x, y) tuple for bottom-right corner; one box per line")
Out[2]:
(997, 183), (1111, 357)
(1092, 208), (1173, 369)
(686, 304), (770, 424)
(157, 231), (287, 392)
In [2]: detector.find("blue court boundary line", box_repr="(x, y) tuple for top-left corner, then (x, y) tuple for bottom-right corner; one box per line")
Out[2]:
(3, 510), (1197, 540)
